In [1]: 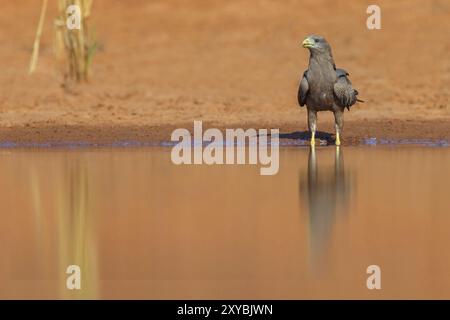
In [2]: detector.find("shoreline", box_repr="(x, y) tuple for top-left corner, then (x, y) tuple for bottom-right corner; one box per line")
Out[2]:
(0, 119), (448, 148)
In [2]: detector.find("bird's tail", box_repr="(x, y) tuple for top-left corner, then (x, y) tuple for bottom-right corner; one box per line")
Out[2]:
(354, 89), (364, 103)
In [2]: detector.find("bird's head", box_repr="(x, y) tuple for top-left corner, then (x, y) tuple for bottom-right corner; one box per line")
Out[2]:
(302, 35), (332, 56)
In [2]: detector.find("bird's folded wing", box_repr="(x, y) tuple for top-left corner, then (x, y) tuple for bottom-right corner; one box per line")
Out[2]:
(334, 70), (358, 108)
(298, 70), (309, 107)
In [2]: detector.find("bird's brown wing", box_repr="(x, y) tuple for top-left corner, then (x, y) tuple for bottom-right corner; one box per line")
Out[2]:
(333, 69), (359, 109)
(298, 70), (309, 107)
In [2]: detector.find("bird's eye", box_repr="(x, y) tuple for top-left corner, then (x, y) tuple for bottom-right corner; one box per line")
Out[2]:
(314, 38), (320, 43)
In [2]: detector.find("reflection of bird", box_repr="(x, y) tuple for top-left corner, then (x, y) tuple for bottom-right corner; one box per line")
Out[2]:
(300, 147), (351, 268)
(298, 35), (363, 146)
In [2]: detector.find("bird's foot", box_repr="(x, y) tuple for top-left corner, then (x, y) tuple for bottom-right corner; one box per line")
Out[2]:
(335, 132), (341, 146)
(310, 132), (316, 147)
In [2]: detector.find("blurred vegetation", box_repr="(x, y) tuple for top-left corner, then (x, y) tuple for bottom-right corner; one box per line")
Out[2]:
(55, 0), (97, 82)
(29, 0), (97, 83)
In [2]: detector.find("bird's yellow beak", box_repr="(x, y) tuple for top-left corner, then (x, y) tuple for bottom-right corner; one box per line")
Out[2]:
(302, 37), (314, 48)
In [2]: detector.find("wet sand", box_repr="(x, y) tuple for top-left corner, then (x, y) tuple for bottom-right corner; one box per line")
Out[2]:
(1, 147), (450, 299)
(0, 0), (449, 145)
(0, 119), (449, 147)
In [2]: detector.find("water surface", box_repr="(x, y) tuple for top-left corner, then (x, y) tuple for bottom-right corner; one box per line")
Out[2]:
(1, 146), (449, 299)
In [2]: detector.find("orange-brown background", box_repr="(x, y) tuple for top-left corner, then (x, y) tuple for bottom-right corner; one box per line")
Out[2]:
(0, 0), (449, 144)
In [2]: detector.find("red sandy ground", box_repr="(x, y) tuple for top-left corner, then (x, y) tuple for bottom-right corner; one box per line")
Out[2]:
(0, 0), (449, 145)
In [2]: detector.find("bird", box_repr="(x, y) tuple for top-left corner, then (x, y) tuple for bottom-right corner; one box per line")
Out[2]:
(298, 35), (363, 146)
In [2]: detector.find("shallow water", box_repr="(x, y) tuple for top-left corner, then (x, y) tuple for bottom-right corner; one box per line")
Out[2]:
(1, 146), (450, 299)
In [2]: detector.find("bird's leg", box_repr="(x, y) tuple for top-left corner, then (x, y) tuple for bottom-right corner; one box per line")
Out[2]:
(334, 110), (344, 146)
(308, 109), (317, 147)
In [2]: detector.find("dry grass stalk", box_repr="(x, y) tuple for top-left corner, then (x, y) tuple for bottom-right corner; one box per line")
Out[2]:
(28, 0), (49, 75)
(55, 0), (97, 83)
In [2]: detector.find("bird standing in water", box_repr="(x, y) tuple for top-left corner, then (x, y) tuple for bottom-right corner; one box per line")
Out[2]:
(298, 35), (362, 146)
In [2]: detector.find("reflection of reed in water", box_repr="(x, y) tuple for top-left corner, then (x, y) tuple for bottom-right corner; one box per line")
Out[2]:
(30, 155), (98, 298)
(300, 147), (352, 271)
